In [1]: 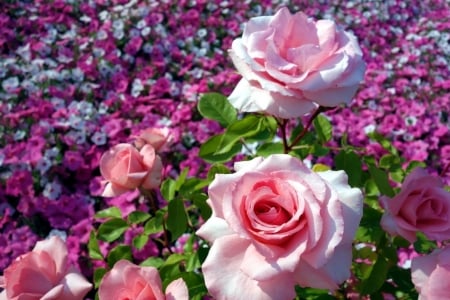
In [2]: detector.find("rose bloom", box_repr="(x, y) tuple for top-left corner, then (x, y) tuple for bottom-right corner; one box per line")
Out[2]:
(411, 246), (450, 299)
(228, 7), (366, 119)
(134, 127), (173, 152)
(0, 236), (91, 300)
(100, 143), (163, 197)
(196, 154), (363, 299)
(380, 167), (450, 242)
(98, 259), (188, 300)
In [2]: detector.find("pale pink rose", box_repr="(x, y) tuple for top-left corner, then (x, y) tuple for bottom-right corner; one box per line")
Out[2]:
(411, 246), (450, 299)
(98, 259), (188, 300)
(134, 127), (173, 151)
(228, 7), (366, 118)
(0, 236), (92, 300)
(196, 154), (363, 299)
(100, 143), (163, 197)
(380, 167), (450, 242)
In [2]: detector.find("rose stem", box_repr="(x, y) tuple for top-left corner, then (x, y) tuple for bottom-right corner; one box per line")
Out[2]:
(287, 105), (329, 152)
(276, 118), (290, 154)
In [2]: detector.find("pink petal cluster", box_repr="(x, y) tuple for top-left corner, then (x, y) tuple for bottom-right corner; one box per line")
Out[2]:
(0, 236), (91, 300)
(98, 259), (188, 300)
(228, 7), (366, 118)
(380, 167), (450, 242)
(411, 246), (450, 299)
(197, 154), (363, 299)
(134, 127), (173, 152)
(100, 143), (163, 197)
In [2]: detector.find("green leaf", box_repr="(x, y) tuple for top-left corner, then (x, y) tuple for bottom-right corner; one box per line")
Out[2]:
(127, 211), (151, 224)
(175, 168), (189, 190)
(95, 206), (122, 219)
(179, 178), (209, 197)
(192, 193), (212, 220)
(167, 198), (188, 241)
(199, 133), (242, 163)
(368, 132), (398, 155)
(379, 154), (403, 171)
(312, 164), (331, 172)
(161, 178), (176, 201)
(295, 286), (335, 299)
(359, 250), (393, 295)
(334, 150), (363, 187)
(144, 210), (165, 235)
(368, 164), (395, 197)
(106, 244), (132, 268)
(245, 116), (277, 143)
(197, 92), (237, 127)
(216, 115), (261, 154)
(414, 232), (437, 254)
(355, 206), (384, 243)
(88, 231), (103, 260)
(406, 161), (426, 174)
(93, 267), (107, 288)
(313, 114), (332, 143)
(97, 218), (129, 242)
(256, 142), (284, 157)
(140, 256), (165, 268)
(133, 233), (149, 250)
(207, 164), (231, 182)
(159, 254), (186, 283)
(179, 272), (208, 299)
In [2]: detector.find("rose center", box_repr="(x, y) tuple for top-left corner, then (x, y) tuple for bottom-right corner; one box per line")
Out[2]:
(254, 200), (292, 225)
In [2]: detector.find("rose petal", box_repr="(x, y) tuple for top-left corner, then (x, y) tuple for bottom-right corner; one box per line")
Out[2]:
(33, 236), (68, 278)
(202, 235), (297, 300)
(165, 278), (188, 300)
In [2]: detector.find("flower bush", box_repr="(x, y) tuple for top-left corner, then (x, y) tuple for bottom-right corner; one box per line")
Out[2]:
(0, 1), (449, 299)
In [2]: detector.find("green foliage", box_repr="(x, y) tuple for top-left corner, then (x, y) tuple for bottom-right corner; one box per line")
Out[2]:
(313, 114), (332, 143)
(107, 245), (132, 268)
(197, 92), (237, 127)
(95, 206), (122, 219)
(199, 133), (242, 163)
(88, 231), (103, 260)
(93, 267), (107, 288)
(127, 211), (151, 224)
(97, 218), (130, 242)
(414, 232), (437, 254)
(367, 164), (395, 197)
(88, 90), (434, 299)
(132, 233), (149, 250)
(334, 150), (363, 187)
(167, 198), (188, 241)
(144, 210), (165, 235)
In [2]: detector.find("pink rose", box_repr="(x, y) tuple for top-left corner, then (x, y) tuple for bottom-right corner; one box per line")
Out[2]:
(228, 7), (366, 118)
(134, 127), (173, 152)
(98, 259), (188, 300)
(411, 246), (450, 299)
(100, 143), (163, 197)
(196, 154), (363, 299)
(0, 236), (92, 300)
(380, 167), (450, 242)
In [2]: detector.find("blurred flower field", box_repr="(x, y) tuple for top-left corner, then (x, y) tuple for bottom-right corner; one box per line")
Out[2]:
(0, 0), (449, 292)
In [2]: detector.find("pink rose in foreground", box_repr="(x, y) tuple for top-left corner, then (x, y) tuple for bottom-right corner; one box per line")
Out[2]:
(0, 236), (92, 300)
(228, 7), (366, 118)
(411, 246), (450, 299)
(134, 127), (173, 151)
(100, 143), (163, 197)
(380, 167), (450, 242)
(98, 259), (188, 300)
(196, 154), (363, 299)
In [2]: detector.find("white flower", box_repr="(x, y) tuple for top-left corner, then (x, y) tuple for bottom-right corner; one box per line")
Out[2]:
(43, 181), (62, 200)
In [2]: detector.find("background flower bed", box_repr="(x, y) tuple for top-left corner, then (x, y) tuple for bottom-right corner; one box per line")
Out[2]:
(0, 0), (449, 291)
